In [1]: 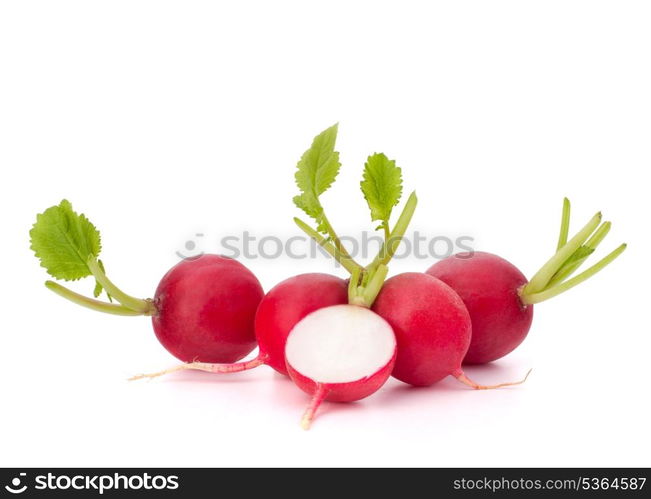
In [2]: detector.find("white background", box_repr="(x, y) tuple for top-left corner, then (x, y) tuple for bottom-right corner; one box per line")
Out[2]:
(1, 1), (649, 467)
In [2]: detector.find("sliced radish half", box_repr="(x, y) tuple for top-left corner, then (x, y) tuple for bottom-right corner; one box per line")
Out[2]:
(285, 304), (397, 429)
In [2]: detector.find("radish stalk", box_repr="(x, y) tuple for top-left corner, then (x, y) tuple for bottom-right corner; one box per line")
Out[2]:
(86, 257), (155, 314)
(318, 212), (357, 264)
(547, 221), (611, 287)
(520, 198), (626, 304)
(556, 197), (571, 250)
(361, 264), (389, 306)
(347, 265), (362, 304)
(293, 128), (418, 308)
(366, 191), (418, 273)
(524, 211), (602, 295)
(293, 217), (362, 275)
(522, 243), (627, 305)
(45, 281), (144, 316)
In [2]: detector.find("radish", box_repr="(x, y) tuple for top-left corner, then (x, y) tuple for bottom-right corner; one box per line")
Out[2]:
(426, 252), (532, 365)
(294, 126), (526, 393)
(151, 255), (263, 363)
(373, 272), (530, 387)
(283, 125), (416, 428)
(128, 122), (415, 408)
(427, 198), (626, 364)
(285, 304), (397, 429)
(129, 273), (348, 379)
(30, 200), (264, 363)
(251, 273), (348, 374)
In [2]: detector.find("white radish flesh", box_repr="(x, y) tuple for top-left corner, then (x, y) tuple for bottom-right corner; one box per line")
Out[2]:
(285, 304), (397, 429)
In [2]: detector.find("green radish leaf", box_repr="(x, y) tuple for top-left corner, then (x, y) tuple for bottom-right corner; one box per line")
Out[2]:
(293, 124), (341, 234)
(360, 153), (403, 230)
(29, 199), (101, 281)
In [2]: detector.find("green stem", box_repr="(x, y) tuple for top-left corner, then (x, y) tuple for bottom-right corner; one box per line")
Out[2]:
(45, 281), (144, 316)
(361, 264), (389, 307)
(523, 211), (602, 295)
(521, 243), (626, 305)
(320, 213), (357, 263)
(585, 221), (612, 248)
(294, 218), (363, 274)
(383, 223), (391, 242)
(348, 265), (362, 304)
(557, 197), (571, 250)
(367, 191), (418, 273)
(361, 269), (371, 287)
(86, 257), (155, 314)
(548, 221), (612, 287)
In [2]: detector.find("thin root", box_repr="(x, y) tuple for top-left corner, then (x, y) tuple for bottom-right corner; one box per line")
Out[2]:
(128, 355), (267, 381)
(300, 384), (329, 430)
(453, 368), (532, 390)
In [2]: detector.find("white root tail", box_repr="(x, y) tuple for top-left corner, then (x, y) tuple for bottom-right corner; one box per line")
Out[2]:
(452, 368), (532, 390)
(128, 354), (267, 381)
(300, 384), (329, 430)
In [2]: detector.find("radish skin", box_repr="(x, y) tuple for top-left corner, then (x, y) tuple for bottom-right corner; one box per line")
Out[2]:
(427, 252), (533, 365)
(254, 274), (348, 375)
(131, 273), (348, 380)
(373, 273), (528, 388)
(151, 255), (264, 363)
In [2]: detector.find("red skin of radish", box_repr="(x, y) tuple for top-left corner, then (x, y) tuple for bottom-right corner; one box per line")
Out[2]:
(132, 272), (347, 380)
(253, 273), (348, 375)
(151, 254), (264, 363)
(286, 353), (396, 403)
(372, 272), (472, 387)
(426, 252), (534, 365)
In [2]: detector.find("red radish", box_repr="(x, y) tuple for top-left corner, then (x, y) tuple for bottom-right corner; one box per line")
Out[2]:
(373, 272), (529, 388)
(288, 125), (520, 404)
(130, 273), (348, 379)
(426, 252), (532, 364)
(254, 273), (348, 374)
(427, 199), (626, 364)
(30, 200), (264, 364)
(280, 125), (412, 429)
(285, 304), (397, 429)
(151, 255), (264, 363)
